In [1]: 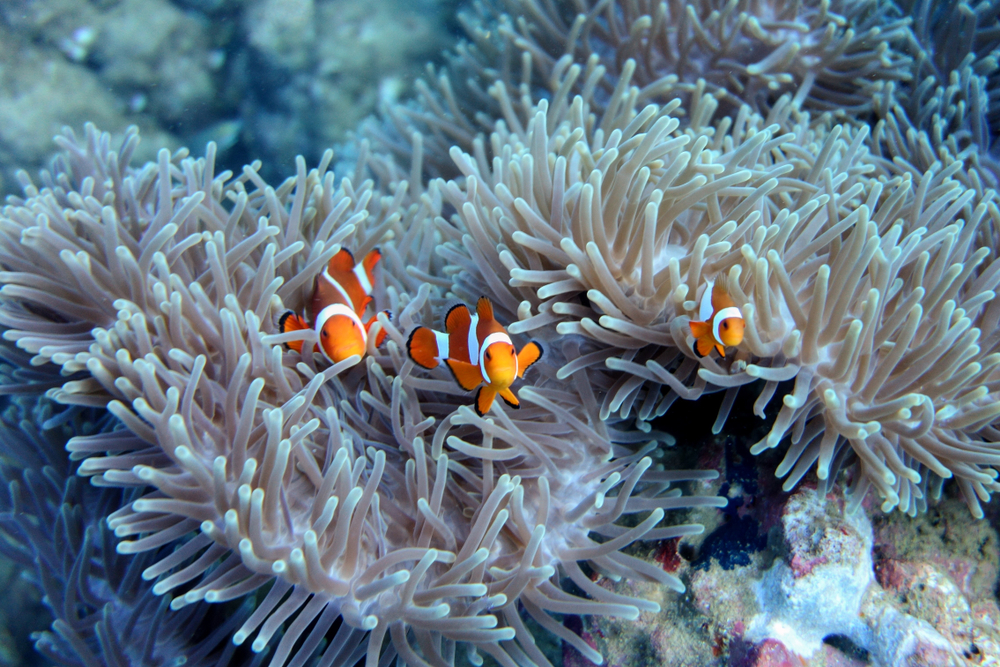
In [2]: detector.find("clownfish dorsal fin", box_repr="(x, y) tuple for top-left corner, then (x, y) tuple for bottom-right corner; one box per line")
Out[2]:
(323, 248), (375, 314)
(442, 303), (472, 365)
(328, 248), (356, 274)
(476, 296), (495, 323)
(445, 303), (471, 334)
(711, 280), (735, 312)
(362, 248), (382, 283)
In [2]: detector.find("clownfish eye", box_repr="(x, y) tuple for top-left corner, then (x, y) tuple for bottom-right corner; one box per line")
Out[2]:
(322, 330), (329, 337)
(485, 350), (492, 361)
(722, 321), (728, 329)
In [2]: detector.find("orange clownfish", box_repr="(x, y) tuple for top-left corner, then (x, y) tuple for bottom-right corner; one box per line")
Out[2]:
(279, 248), (389, 363)
(688, 280), (744, 358)
(407, 297), (542, 416)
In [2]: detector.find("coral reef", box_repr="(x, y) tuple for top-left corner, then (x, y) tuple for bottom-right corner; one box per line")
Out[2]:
(517, 394), (1000, 667)
(578, 483), (999, 666)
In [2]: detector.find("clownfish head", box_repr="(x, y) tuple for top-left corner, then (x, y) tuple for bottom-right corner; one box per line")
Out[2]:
(319, 314), (367, 363)
(718, 316), (745, 348)
(482, 341), (517, 390)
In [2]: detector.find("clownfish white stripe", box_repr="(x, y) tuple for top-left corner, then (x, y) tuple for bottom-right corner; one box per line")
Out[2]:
(479, 332), (514, 383)
(712, 306), (742, 344)
(321, 269), (355, 310)
(699, 280), (715, 323)
(433, 330), (450, 362)
(353, 263), (372, 294)
(467, 314), (480, 365)
(315, 303), (366, 361)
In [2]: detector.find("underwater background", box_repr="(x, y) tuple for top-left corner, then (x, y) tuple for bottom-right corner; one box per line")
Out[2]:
(0, 0), (998, 666)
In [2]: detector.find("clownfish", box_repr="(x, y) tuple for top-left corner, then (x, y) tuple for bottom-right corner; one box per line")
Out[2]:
(688, 280), (744, 358)
(279, 248), (389, 363)
(407, 297), (542, 416)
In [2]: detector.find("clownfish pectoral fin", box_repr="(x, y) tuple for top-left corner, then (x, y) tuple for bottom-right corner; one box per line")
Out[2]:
(693, 336), (716, 358)
(475, 386), (497, 416)
(279, 311), (309, 353)
(516, 341), (543, 378)
(476, 296), (494, 322)
(445, 358), (484, 391)
(715, 343), (726, 358)
(498, 387), (519, 409)
(366, 311), (391, 347)
(329, 248), (356, 273)
(444, 303), (471, 334)
(407, 327), (440, 369)
(689, 320), (711, 340)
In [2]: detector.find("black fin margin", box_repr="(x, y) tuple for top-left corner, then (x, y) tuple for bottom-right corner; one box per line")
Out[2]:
(473, 386), (486, 417)
(499, 391), (519, 409)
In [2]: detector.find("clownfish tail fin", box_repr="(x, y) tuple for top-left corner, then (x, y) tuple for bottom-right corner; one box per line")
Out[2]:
(516, 341), (543, 378)
(278, 310), (296, 331)
(279, 311), (308, 353)
(407, 326), (440, 369)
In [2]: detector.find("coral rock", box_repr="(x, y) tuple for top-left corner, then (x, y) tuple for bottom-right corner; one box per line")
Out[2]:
(748, 487), (873, 657)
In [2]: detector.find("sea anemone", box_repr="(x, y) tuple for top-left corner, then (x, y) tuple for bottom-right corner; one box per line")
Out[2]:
(0, 124), (723, 666)
(0, 344), (253, 667)
(370, 0), (916, 179)
(423, 64), (1000, 516)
